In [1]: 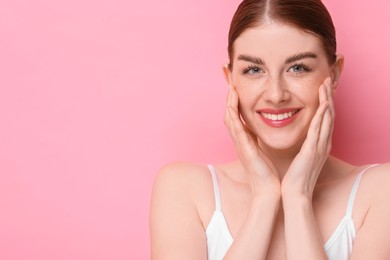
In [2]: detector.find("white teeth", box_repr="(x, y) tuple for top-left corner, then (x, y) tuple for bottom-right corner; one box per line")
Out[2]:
(261, 110), (298, 121)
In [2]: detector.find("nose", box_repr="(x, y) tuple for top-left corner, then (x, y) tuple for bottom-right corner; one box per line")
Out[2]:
(263, 77), (290, 104)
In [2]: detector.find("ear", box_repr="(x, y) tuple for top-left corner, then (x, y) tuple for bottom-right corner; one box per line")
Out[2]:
(222, 63), (233, 86)
(331, 54), (344, 89)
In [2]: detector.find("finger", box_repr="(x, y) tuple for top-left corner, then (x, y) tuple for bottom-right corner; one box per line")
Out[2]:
(224, 85), (234, 126)
(318, 102), (332, 152)
(224, 85), (236, 140)
(230, 85), (239, 113)
(322, 78), (334, 131)
(233, 95), (265, 162)
(225, 87), (251, 144)
(325, 79), (335, 150)
(326, 78), (335, 127)
(305, 84), (329, 148)
(326, 77), (335, 119)
(226, 84), (232, 106)
(231, 88), (260, 144)
(228, 88), (249, 138)
(242, 120), (258, 142)
(318, 78), (334, 153)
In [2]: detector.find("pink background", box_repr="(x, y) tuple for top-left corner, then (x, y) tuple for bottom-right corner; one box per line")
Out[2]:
(0, 0), (389, 259)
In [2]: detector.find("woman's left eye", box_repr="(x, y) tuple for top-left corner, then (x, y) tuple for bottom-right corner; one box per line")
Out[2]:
(289, 64), (310, 73)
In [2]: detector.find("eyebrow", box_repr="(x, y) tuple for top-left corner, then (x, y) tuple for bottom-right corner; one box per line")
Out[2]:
(236, 52), (317, 65)
(237, 54), (265, 65)
(285, 52), (317, 64)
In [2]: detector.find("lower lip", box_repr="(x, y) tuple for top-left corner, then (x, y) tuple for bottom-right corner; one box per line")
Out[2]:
(259, 111), (300, 128)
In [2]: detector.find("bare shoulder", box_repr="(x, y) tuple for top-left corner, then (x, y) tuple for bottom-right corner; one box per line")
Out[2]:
(152, 161), (217, 219)
(156, 161), (210, 180)
(362, 163), (390, 193)
(349, 163), (390, 258)
(151, 161), (214, 217)
(352, 163), (390, 204)
(153, 161), (212, 195)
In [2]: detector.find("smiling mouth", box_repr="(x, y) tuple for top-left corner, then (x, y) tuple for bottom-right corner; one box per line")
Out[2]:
(260, 109), (300, 121)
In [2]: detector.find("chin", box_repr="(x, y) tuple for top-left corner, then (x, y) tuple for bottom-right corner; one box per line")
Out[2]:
(262, 140), (300, 151)
(256, 131), (306, 153)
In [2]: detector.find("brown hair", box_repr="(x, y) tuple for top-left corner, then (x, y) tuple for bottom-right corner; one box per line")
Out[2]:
(228, 0), (337, 70)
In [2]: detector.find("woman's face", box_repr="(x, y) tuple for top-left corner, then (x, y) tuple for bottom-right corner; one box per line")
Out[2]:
(224, 22), (343, 151)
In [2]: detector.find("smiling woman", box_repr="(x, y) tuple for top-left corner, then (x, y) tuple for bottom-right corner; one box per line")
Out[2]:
(150, 0), (390, 259)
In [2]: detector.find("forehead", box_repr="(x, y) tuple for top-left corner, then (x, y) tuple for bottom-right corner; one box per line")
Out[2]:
(233, 22), (326, 61)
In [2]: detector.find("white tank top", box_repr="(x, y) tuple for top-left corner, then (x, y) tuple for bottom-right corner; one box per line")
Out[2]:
(206, 164), (378, 260)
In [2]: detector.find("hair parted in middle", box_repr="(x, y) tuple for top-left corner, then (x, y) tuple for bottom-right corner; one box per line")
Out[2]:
(227, 0), (337, 70)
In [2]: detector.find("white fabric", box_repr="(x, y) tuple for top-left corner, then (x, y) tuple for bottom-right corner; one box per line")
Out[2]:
(206, 165), (233, 260)
(206, 164), (378, 260)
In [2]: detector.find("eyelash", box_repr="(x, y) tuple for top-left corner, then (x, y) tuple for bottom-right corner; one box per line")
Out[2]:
(289, 63), (312, 73)
(241, 65), (261, 75)
(241, 63), (312, 76)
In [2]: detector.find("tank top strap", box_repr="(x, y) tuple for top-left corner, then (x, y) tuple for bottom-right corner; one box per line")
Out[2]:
(346, 164), (379, 216)
(208, 165), (222, 211)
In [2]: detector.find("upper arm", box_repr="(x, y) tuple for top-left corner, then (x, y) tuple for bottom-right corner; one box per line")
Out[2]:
(350, 163), (390, 259)
(150, 162), (208, 260)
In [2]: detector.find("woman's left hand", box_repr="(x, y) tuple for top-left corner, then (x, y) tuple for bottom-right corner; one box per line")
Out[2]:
(281, 77), (334, 200)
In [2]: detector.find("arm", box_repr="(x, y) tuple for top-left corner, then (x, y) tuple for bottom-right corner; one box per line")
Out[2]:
(349, 163), (390, 259)
(223, 84), (281, 259)
(282, 195), (328, 259)
(223, 194), (280, 259)
(150, 163), (207, 260)
(282, 78), (333, 259)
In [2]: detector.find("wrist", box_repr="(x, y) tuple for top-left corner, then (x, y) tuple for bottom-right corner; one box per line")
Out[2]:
(251, 176), (281, 195)
(281, 181), (314, 202)
(252, 190), (281, 208)
(281, 192), (312, 209)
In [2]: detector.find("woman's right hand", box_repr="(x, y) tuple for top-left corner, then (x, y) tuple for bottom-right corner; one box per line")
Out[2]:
(224, 84), (281, 197)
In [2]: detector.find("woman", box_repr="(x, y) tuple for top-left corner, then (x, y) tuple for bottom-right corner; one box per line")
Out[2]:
(150, 0), (390, 259)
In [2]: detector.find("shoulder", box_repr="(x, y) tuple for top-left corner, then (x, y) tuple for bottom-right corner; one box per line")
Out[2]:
(156, 161), (210, 180)
(349, 163), (390, 258)
(151, 161), (215, 214)
(361, 163), (390, 191)
(366, 162), (390, 173)
(153, 162), (212, 194)
(359, 163), (390, 204)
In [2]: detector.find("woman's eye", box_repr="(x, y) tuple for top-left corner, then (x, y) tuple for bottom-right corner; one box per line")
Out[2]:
(289, 64), (310, 73)
(242, 66), (262, 75)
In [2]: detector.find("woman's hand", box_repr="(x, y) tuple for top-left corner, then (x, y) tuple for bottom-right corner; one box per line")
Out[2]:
(281, 77), (334, 200)
(224, 84), (280, 197)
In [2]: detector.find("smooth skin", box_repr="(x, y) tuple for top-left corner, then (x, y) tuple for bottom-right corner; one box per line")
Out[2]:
(150, 23), (390, 259)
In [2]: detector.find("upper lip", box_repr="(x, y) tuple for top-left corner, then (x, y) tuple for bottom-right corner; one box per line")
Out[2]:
(256, 108), (302, 114)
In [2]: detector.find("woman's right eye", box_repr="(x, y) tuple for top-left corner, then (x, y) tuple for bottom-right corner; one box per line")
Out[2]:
(242, 65), (262, 75)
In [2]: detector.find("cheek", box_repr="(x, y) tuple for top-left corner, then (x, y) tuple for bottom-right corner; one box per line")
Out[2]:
(235, 84), (259, 114)
(233, 77), (263, 105)
(235, 86), (260, 127)
(287, 76), (325, 104)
